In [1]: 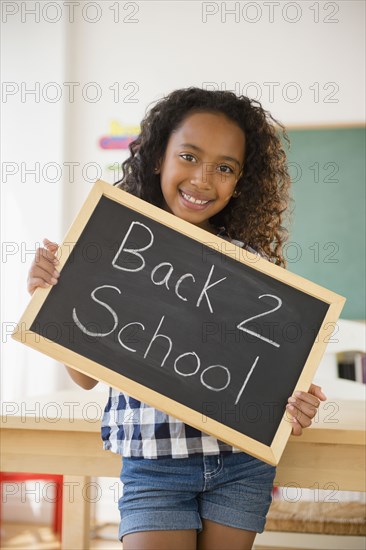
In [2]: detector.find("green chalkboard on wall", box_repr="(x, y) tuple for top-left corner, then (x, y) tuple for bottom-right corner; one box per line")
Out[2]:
(285, 126), (365, 320)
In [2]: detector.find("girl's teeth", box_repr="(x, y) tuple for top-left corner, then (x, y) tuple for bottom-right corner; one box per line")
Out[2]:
(181, 191), (209, 205)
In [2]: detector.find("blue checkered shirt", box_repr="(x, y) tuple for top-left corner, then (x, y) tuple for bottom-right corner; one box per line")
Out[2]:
(101, 230), (265, 458)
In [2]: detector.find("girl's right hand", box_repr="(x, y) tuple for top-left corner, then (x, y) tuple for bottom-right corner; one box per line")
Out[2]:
(27, 238), (60, 295)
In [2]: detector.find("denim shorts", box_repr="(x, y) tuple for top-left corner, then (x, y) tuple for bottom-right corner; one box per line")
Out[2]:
(118, 452), (276, 541)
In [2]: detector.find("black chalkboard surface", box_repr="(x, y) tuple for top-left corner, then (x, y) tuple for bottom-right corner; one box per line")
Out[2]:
(13, 180), (346, 465)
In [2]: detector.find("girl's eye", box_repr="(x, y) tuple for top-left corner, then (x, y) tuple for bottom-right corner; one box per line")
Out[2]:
(218, 164), (234, 174)
(180, 153), (196, 162)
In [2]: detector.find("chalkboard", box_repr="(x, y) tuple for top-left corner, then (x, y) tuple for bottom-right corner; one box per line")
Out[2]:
(286, 126), (365, 320)
(13, 180), (345, 465)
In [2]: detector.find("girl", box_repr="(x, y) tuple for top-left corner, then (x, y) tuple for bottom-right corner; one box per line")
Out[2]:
(28, 87), (327, 550)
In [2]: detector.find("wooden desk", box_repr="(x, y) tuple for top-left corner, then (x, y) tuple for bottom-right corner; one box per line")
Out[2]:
(1, 392), (365, 549)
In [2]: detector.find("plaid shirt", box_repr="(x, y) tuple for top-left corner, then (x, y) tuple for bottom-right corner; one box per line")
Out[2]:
(101, 230), (264, 459)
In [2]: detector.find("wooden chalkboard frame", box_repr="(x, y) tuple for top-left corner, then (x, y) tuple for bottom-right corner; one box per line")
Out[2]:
(12, 180), (346, 465)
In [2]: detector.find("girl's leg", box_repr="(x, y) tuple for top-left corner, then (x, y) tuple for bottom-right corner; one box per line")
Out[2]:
(122, 528), (197, 550)
(197, 519), (256, 550)
(119, 456), (202, 548)
(196, 453), (275, 550)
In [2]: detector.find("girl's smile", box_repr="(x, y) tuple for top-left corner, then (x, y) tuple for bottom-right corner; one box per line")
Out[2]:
(178, 188), (214, 210)
(158, 111), (246, 233)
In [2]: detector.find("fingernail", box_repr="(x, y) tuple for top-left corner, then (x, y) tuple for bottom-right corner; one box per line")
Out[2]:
(51, 278), (58, 284)
(288, 397), (297, 403)
(294, 391), (302, 397)
(53, 271), (59, 278)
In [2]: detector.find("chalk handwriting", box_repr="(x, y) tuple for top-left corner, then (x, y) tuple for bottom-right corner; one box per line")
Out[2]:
(235, 356), (260, 405)
(237, 294), (282, 348)
(112, 221), (154, 272)
(72, 285), (121, 337)
(71, 223), (284, 407)
(72, 290), (260, 405)
(112, 220), (226, 313)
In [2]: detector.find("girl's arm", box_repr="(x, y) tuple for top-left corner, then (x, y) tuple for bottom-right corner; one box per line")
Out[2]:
(28, 238), (99, 391)
(64, 365), (99, 390)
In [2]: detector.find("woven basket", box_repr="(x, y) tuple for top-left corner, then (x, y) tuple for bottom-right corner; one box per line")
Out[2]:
(265, 501), (366, 536)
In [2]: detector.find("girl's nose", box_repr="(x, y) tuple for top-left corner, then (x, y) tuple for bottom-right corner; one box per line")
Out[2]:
(190, 163), (215, 188)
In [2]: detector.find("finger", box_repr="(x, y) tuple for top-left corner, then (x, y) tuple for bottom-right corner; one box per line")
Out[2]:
(30, 262), (60, 281)
(308, 383), (327, 401)
(285, 407), (303, 434)
(43, 238), (59, 251)
(43, 239), (59, 259)
(291, 416), (303, 436)
(291, 390), (321, 409)
(28, 265), (59, 287)
(27, 276), (58, 295)
(286, 404), (313, 428)
(35, 247), (59, 266)
(27, 262), (60, 296)
(287, 396), (318, 418)
(31, 258), (59, 283)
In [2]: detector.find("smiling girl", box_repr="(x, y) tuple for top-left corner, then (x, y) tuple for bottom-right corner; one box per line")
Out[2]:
(28, 87), (327, 550)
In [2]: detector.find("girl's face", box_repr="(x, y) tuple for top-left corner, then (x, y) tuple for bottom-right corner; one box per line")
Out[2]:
(158, 111), (246, 233)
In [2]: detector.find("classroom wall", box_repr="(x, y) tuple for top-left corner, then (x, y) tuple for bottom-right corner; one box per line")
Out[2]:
(2, 9), (67, 402)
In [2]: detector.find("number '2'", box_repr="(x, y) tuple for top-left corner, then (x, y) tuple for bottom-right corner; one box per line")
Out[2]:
(236, 294), (282, 348)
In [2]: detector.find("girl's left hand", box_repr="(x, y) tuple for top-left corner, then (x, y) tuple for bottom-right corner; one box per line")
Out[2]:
(286, 384), (327, 436)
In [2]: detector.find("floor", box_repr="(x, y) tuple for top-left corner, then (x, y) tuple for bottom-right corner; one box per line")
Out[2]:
(0, 522), (122, 549)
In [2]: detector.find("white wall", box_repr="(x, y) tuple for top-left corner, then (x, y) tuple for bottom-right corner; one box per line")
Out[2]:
(1, 7), (67, 402)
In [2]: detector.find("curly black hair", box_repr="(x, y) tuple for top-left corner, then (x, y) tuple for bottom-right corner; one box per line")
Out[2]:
(114, 87), (292, 267)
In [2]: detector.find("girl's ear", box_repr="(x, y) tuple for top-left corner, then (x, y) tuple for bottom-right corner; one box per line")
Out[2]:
(154, 158), (162, 174)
